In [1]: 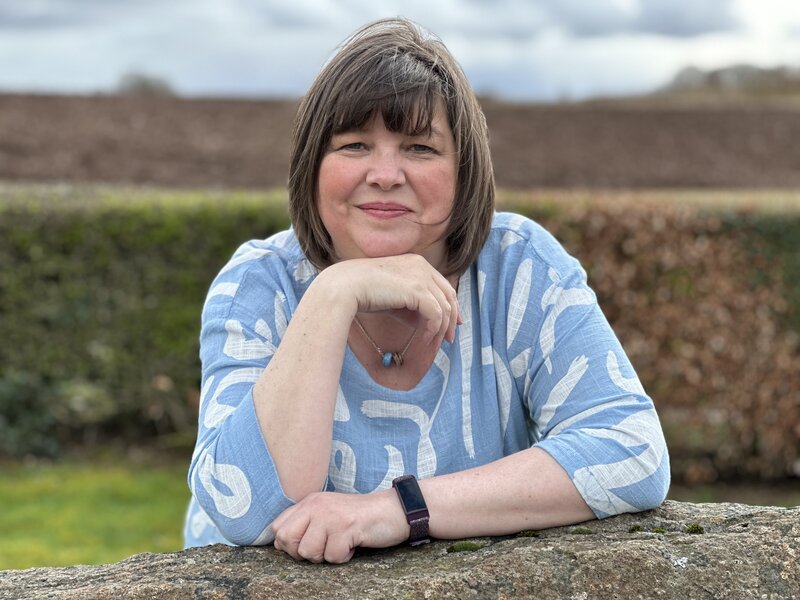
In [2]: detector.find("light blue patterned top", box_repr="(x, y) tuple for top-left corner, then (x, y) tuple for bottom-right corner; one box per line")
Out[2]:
(184, 212), (670, 547)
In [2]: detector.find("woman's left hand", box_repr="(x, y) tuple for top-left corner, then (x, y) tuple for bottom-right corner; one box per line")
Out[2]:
(271, 489), (410, 563)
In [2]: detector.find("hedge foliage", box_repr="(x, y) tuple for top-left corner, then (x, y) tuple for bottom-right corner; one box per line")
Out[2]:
(1, 185), (798, 483)
(0, 185), (290, 455)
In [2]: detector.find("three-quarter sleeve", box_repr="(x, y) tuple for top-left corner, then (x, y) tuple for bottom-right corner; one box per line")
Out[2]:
(493, 215), (670, 518)
(186, 243), (301, 545)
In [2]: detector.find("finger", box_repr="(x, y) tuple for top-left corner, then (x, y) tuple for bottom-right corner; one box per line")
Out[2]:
(416, 289), (446, 345)
(323, 533), (357, 564)
(431, 274), (460, 345)
(446, 295), (460, 343)
(296, 523), (328, 564)
(273, 511), (310, 561)
(438, 281), (460, 343)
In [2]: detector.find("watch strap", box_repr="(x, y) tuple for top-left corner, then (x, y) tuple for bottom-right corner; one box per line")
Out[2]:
(408, 515), (430, 546)
(392, 475), (431, 546)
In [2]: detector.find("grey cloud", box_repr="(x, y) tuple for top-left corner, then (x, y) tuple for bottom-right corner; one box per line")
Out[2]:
(0, 0), (186, 31)
(538, 0), (740, 38)
(541, 0), (633, 37)
(0, 5), (92, 30)
(636, 0), (741, 37)
(239, 0), (337, 29)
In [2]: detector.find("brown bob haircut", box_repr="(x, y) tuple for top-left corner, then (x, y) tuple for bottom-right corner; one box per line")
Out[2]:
(288, 17), (495, 277)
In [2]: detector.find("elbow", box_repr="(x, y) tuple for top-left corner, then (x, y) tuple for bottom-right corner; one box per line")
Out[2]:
(188, 455), (290, 547)
(216, 520), (274, 547)
(575, 444), (671, 518)
(632, 461), (670, 512)
(190, 487), (279, 547)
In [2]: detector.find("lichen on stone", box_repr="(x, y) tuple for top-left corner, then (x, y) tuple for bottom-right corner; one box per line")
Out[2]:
(571, 527), (594, 535)
(686, 523), (705, 534)
(446, 541), (484, 553)
(516, 530), (540, 538)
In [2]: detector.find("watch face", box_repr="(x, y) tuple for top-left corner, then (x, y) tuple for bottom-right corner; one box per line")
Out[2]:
(395, 477), (427, 513)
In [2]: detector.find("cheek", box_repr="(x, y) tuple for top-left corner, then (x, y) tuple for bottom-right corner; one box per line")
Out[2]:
(425, 165), (457, 211)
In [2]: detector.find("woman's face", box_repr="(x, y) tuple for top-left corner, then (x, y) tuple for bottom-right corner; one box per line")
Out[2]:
(317, 102), (457, 271)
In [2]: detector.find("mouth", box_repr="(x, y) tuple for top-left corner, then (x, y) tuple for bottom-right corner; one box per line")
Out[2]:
(357, 203), (412, 220)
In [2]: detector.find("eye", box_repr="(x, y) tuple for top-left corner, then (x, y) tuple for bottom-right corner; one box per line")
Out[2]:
(339, 142), (365, 151)
(409, 143), (435, 154)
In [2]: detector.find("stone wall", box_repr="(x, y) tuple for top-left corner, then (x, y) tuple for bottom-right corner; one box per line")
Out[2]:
(1, 501), (797, 599)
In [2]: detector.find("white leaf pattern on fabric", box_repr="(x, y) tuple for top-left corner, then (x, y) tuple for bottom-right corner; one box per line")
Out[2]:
(572, 408), (665, 515)
(478, 269), (487, 306)
(329, 440), (357, 492)
(493, 349), (513, 439)
(252, 524), (275, 546)
(218, 248), (272, 277)
(207, 282), (240, 300)
(539, 268), (594, 373)
(334, 386), (350, 422)
(195, 377), (215, 450)
(427, 348), (451, 474)
(509, 347), (531, 379)
(573, 469), (639, 515)
(504, 214), (527, 232)
(507, 258), (532, 350)
(546, 396), (641, 437)
(481, 346), (494, 366)
(198, 452), (252, 519)
(457, 271), (476, 459)
(361, 400), (437, 478)
(607, 351), (646, 395)
(535, 355), (589, 437)
(273, 292), (288, 338)
(203, 367), (263, 429)
(293, 259), (316, 283)
(328, 442), (404, 494)
(376, 445), (405, 489)
(223, 319), (276, 360)
(500, 230), (521, 252)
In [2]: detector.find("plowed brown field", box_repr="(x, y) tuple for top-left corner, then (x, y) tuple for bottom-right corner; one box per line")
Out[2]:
(1, 93), (798, 189)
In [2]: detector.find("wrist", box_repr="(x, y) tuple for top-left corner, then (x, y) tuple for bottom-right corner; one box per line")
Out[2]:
(310, 265), (359, 319)
(358, 488), (410, 549)
(392, 474), (431, 546)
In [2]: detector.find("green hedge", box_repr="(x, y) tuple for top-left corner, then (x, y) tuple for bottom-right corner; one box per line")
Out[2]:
(0, 185), (290, 455)
(1, 185), (798, 484)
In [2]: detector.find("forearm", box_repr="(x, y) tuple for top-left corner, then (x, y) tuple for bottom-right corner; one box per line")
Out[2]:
(253, 266), (357, 500)
(270, 446), (594, 563)
(419, 447), (594, 539)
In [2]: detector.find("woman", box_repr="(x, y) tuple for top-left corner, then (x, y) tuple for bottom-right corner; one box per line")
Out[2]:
(184, 17), (670, 563)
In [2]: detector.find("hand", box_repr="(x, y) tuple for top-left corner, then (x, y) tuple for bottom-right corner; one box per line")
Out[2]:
(321, 254), (461, 348)
(271, 489), (409, 564)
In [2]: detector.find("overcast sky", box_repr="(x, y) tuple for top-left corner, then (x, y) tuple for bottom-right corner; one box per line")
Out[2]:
(1, 0), (799, 101)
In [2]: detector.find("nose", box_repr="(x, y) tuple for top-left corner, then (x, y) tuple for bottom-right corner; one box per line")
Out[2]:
(365, 150), (406, 190)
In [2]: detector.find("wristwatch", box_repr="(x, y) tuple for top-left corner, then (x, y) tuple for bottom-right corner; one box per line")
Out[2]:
(392, 474), (430, 546)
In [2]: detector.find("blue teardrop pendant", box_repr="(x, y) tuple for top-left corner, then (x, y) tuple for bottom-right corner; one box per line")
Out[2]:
(382, 352), (393, 368)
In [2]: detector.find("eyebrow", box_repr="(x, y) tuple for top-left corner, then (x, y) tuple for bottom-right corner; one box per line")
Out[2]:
(422, 125), (446, 139)
(332, 121), (448, 140)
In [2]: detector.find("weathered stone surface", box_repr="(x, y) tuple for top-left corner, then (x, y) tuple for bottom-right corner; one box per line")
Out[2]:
(1, 501), (798, 599)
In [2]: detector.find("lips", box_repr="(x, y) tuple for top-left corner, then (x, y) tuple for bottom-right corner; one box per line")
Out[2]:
(358, 202), (411, 219)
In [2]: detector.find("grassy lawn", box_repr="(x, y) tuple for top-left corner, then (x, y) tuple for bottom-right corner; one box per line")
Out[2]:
(0, 457), (189, 571)
(2, 453), (797, 573)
